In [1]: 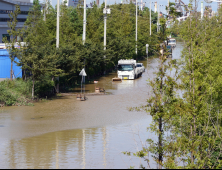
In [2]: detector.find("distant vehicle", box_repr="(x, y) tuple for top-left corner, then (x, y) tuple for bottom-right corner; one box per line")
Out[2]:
(117, 59), (140, 80)
(136, 63), (145, 73)
(166, 45), (172, 58)
(168, 38), (176, 48)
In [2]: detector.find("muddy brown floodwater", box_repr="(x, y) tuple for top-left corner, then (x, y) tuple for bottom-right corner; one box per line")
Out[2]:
(0, 42), (183, 169)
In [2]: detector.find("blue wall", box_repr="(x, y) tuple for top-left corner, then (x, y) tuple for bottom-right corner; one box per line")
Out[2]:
(0, 49), (22, 78)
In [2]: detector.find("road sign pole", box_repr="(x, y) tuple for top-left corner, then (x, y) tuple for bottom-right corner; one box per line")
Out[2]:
(81, 75), (83, 94)
(79, 69), (87, 94)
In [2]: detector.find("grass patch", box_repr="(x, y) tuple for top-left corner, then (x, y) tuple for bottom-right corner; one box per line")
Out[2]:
(0, 78), (33, 106)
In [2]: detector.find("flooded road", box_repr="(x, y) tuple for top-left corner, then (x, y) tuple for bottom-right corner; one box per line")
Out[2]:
(0, 42), (183, 169)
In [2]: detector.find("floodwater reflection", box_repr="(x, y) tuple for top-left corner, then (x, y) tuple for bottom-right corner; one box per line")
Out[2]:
(1, 122), (155, 169)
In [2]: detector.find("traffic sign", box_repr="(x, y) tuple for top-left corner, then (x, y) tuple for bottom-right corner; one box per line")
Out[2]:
(79, 68), (87, 76)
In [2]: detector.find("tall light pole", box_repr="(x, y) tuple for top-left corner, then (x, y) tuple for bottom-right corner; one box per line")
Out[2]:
(136, 0), (138, 55)
(157, 4), (163, 33)
(157, 1), (159, 32)
(150, 1), (151, 36)
(82, 0), (86, 82)
(104, 0), (107, 74)
(104, 0), (107, 54)
(141, 0), (143, 10)
(56, 0), (59, 48)
(168, 0), (169, 17)
(201, 1), (204, 19)
(83, 0), (86, 45)
(103, 1), (110, 74)
(56, 0), (60, 93)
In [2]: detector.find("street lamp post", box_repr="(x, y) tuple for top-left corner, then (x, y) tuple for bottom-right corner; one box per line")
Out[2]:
(150, 1), (152, 36)
(56, 0), (60, 93)
(150, 1), (155, 36)
(136, 0), (137, 55)
(157, 4), (163, 33)
(103, 0), (111, 74)
(135, 1), (144, 55)
(168, 0), (169, 17)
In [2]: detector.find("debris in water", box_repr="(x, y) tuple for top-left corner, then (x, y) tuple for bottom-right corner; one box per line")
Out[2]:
(112, 77), (122, 81)
(76, 94), (86, 101)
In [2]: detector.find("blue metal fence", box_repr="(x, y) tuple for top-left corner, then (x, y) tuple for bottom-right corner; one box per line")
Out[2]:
(0, 49), (22, 78)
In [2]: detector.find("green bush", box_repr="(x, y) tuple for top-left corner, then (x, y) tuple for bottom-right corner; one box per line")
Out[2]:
(0, 78), (32, 106)
(34, 75), (55, 97)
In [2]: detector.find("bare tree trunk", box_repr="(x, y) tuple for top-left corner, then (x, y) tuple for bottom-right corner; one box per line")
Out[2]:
(159, 116), (163, 169)
(10, 61), (13, 81)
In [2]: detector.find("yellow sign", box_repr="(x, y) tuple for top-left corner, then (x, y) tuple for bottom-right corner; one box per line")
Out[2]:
(124, 77), (128, 79)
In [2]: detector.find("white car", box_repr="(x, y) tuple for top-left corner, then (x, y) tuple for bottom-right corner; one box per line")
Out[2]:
(136, 63), (145, 76)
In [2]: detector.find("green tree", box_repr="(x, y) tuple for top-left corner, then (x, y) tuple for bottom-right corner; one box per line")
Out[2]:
(3, 5), (21, 80)
(161, 4), (222, 168)
(18, 0), (62, 99)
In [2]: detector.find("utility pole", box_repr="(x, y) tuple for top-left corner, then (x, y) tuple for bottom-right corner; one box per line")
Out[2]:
(56, 0), (60, 93)
(82, 0), (86, 83)
(168, 0), (169, 17)
(83, 0), (86, 44)
(104, 0), (107, 74)
(141, 0), (142, 10)
(201, 1), (204, 19)
(150, 1), (151, 36)
(136, 0), (137, 55)
(157, 2), (159, 33)
(103, 0), (111, 74)
(56, 0), (59, 49)
(157, 2), (158, 32)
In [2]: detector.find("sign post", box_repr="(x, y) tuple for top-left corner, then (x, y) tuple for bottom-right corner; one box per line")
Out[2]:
(79, 68), (87, 94)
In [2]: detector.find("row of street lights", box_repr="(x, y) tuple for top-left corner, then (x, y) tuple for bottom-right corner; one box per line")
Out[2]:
(135, 0), (165, 54)
(55, 0), (166, 67)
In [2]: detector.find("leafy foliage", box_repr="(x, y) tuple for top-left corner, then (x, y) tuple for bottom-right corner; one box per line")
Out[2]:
(0, 78), (32, 106)
(126, 4), (222, 169)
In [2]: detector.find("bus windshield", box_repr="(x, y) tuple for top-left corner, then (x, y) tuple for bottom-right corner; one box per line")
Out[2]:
(169, 39), (176, 43)
(118, 64), (134, 71)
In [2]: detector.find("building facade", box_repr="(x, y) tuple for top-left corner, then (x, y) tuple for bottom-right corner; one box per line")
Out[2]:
(63, 0), (79, 7)
(0, 49), (22, 81)
(0, 0), (33, 43)
(63, 0), (99, 8)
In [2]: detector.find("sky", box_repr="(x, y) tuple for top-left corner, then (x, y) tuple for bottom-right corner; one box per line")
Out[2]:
(31, 0), (219, 14)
